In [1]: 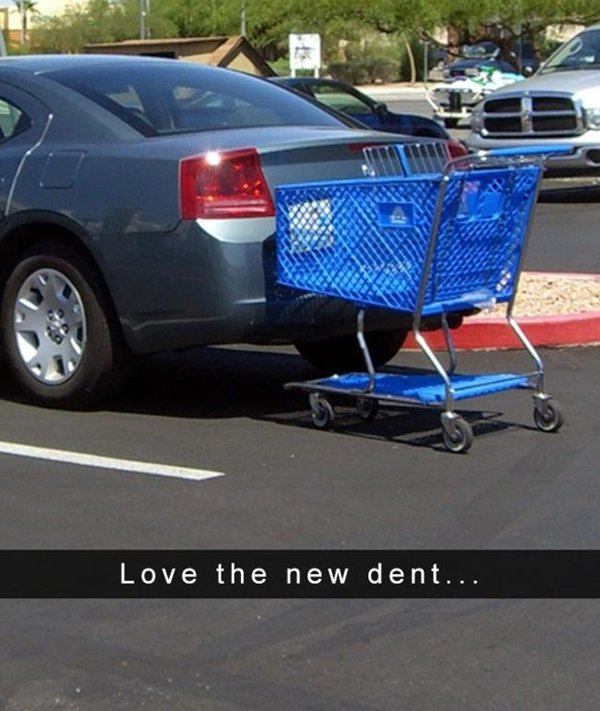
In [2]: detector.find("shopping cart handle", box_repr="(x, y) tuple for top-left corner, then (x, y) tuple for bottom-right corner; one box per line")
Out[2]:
(483, 144), (573, 158)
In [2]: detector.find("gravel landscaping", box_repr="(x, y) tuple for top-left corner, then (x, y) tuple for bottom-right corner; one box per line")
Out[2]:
(484, 272), (600, 317)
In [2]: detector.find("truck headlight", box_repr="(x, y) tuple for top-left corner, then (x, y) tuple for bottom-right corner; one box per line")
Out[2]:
(585, 108), (600, 129)
(471, 108), (485, 134)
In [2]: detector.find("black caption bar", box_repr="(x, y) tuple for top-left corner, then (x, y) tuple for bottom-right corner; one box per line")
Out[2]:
(0, 551), (599, 598)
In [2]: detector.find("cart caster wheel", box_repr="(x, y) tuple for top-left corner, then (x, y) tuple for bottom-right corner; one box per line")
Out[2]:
(533, 398), (563, 433)
(441, 416), (473, 454)
(310, 394), (335, 430)
(356, 397), (378, 421)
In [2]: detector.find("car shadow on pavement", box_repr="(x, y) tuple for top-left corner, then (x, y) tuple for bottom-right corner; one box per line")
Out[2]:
(111, 346), (520, 450)
(111, 345), (320, 420)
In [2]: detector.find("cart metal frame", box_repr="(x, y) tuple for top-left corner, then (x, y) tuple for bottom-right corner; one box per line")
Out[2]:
(280, 144), (570, 452)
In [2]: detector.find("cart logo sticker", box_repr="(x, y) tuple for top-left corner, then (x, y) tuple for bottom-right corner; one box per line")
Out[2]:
(289, 199), (334, 253)
(378, 202), (414, 228)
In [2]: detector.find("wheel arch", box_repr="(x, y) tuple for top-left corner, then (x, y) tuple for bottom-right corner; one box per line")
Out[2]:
(0, 211), (128, 350)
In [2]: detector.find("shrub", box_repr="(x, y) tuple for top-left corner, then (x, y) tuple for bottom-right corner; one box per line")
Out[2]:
(365, 57), (399, 83)
(328, 60), (359, 84)
(328, 57), (399, 85)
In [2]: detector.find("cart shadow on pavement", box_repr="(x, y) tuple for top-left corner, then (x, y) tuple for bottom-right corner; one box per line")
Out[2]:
(267, 402), (517, 451)
(108, 346), (523, 450)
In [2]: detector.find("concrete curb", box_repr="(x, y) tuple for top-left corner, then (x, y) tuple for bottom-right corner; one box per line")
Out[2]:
(359, 84), (428, 100)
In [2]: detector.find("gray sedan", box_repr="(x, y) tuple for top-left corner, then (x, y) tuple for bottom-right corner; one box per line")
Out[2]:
(0, 55), (454, 407)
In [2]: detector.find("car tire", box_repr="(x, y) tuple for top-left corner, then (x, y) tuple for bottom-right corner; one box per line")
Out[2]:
(443, 118), (460, 128)
(295, 329), (408, 372)
(1, 240), (129, 408)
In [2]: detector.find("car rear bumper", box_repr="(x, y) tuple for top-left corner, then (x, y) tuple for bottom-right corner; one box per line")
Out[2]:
(98, 220), (419, 355)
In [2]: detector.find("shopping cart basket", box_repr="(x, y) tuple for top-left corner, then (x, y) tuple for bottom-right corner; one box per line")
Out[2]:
(275, 143), (571, 453)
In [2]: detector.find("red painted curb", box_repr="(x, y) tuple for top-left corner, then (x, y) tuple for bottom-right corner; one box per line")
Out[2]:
(405, 311), (600, 351)
(404, 271), (600, 351)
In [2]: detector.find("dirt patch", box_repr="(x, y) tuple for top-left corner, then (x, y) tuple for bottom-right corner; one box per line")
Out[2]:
(482, 272), (600, 318)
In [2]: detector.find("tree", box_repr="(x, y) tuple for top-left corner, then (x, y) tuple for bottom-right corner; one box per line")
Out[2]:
(13, 0), (39, 42)
(22, 0), (600, 63)
(30, 0), (177, 54)
(416, 0), (600, 61)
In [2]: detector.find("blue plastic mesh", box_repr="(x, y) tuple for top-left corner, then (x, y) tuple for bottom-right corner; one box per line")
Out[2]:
(275, 164), (540, 315)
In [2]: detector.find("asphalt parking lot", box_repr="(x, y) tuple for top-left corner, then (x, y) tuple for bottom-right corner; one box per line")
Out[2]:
(0, 142), (598, 706)
(1, 346), (598, 709)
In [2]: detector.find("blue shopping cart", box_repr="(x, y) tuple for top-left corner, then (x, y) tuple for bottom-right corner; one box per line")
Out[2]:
(275, 143), (571, 452)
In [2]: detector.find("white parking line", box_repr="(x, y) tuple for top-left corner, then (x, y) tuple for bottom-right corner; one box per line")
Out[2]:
(0, 441), (225, 482)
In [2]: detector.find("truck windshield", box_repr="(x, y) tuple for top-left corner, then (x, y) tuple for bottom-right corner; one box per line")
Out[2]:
(541, 29), (600, 73)
(47, 62), (347, 136)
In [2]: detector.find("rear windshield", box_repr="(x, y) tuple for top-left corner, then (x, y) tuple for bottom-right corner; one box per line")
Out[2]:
(47, 62), (347, 136)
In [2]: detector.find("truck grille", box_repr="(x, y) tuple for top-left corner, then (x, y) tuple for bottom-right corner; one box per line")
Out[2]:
(482, 94), (583, 138)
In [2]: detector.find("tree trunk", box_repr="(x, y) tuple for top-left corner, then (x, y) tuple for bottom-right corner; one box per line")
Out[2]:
(446, 24), (463, 60)
(404, 35), (416, 84)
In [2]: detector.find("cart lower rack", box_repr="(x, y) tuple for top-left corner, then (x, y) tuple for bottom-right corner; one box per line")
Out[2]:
(276, 144), (570, 452)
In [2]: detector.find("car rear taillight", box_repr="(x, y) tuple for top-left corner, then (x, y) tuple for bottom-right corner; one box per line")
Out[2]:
(447, 140), (469, 159)
(180, 148), (275, 220)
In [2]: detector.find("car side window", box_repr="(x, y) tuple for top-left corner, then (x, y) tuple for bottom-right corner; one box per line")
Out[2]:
(310, 85), (370, 116)
(0, 96), (31, 141)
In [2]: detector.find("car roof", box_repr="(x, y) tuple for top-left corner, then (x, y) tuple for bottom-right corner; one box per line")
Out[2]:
(0, 54), (207, 75)
(449, 57), (506, 66)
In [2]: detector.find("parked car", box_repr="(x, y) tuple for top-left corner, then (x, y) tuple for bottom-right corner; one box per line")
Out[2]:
(442, 43), (516, 79)
(0, 56), (463, 407)
(427, 66), (524, 128)
(467, 24), (600, 179)
(270, 76), (449, 138)
(429, 41), (539, 82)
(443, 41), (540, 77)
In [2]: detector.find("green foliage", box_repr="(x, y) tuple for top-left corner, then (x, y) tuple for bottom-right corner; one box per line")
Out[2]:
(161, 0), (234, 38)
(329, 57), (399, 84)
(22, 0), (600, 71)
(420, 0), (600, 47)
(30, 0), (177, 54)
(329, 35), (401, 83)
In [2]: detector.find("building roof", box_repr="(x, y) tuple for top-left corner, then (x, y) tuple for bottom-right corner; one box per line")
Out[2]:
(84, 35), (276, 77)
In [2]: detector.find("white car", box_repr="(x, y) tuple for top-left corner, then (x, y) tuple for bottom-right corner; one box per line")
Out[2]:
(467, 25), (600, 179)
(427, 67), (523, 128)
